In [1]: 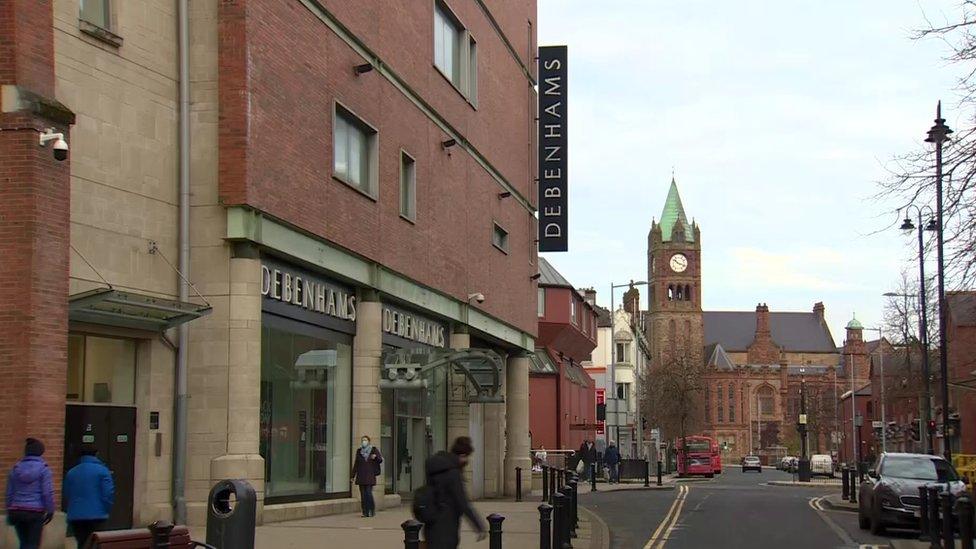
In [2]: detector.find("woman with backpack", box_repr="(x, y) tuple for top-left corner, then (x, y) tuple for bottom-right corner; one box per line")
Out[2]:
(418, 437), (486, 548)
(5, 438), (55, 549)
(351, 435), (382, 517)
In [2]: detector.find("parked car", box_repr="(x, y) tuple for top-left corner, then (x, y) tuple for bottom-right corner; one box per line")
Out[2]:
(811, 454), (834, 477)
(858, 452), (966, 535)
(742, 455), (762, 473)
(778, 456), (795, 471)
(786, 456), (798, 473)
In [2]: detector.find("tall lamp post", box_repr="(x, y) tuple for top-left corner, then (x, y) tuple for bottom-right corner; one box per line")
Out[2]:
(798, 368), (810, 482)
(899, 205), (937, 454)
(925, 102), (953, 461)
(610, 280), (648, 457)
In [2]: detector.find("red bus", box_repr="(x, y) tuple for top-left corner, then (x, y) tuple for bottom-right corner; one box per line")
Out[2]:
(711, 439), (722, 474)
(676, 435), (715, 478)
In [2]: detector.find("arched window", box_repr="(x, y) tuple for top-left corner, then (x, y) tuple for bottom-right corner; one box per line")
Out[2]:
(667, 284), (674, 301)
(757, 386), (775, 416)
(717, 383), (724, 422)
(728, 384), (735, 422)
(675, 285), (683, 300)
(704, 384), (711, 422)
(685, 284), (692, 301)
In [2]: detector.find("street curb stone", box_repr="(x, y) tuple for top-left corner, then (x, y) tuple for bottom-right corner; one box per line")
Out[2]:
(579, 505), (611, 549)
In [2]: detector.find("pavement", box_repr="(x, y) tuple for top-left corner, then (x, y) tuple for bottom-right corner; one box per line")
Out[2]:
(580, 466), (925, 549)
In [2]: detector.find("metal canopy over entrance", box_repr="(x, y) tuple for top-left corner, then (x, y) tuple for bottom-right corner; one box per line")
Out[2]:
(381, 348), (505, 403)
(69, 288), (212, 332)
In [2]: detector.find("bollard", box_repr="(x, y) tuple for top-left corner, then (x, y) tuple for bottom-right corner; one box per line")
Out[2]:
(516, 467), (523, 502)
(488, 513), (505, 549)
(657, 461), (663, 487)
(567, 477), (578, 539)
(848, 468), (857, 504)
(941, 491), (954, 549)
(590, 464), (597, 492)
(543, 466), (550, 503)
(958, 494), (975, 549)
(557, 468), (564, 493)
(401, 519), (423, 549)
(148, 520), (175, 549)
(549, 466), (557, 504)
(919, 485), (931, 542)
(841, 465), (849, 500)
(552, 492), (566, 549)
(928, 486), (941, 549)
(539, 503), (553, 549)
(644, 460), (650, 488)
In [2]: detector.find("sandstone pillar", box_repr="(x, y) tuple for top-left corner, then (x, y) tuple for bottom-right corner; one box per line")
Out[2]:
(504, 355), (531, 496)
(352, 297), (383, 500)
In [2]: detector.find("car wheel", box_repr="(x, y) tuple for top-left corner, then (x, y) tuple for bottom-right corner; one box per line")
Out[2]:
(858, 502), (870, 530)
(870, 501), (886, 535)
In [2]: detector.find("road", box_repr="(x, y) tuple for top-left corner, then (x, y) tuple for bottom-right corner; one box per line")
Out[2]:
(580, 467), (919, 549)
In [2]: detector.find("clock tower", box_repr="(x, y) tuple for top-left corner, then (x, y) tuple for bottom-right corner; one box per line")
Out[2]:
(647, 178), (704, 367)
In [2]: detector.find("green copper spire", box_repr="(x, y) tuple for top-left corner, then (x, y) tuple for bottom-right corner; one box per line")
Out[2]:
(660, 178), (694, 242)
(846, 314), (863, 330)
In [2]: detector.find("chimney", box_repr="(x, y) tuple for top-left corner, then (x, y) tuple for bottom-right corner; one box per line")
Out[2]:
(755, 303), (770, 337)
(813, 302), (825, 322)
(582, 288), (597, 306)
(623, 283), (641, 317)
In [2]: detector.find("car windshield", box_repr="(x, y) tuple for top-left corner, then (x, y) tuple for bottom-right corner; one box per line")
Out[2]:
(882, 456), (959, 482)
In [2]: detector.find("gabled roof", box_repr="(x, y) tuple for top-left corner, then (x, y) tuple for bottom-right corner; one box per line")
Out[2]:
(659, 178), (694, 242)
(705, 343), (735, 370)
(703, 311), (836, 353)
(594, 304), (612, 328)
(538, 257), (573, 288)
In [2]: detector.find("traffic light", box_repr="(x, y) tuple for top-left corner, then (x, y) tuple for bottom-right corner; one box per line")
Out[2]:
(911, 420), (921, 441)
(928, 419), (937, 434)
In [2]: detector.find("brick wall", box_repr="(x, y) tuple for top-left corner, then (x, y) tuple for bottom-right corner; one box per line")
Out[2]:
(217, 0), (538, 335)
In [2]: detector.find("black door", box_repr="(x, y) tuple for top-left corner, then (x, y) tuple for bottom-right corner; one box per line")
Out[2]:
(63, 404), (136, 529)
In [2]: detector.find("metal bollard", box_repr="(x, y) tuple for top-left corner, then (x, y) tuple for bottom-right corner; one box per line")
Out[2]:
(543, 465), (549, 503)
(567, 477), (578, 539)
(958, 494), (975, 549)
(401, 519), (423, 549)
(590, 463), (597, 492)
(148, 520), (174, 549)
(928, 486), (941, 549)
(516, 467), (523, 502)
(841, 465), (849, 500)
(488, 513), (505, 549)
(552, 492), (566, 549)
(549, 466), (557, 504)
(848, 468), (857, 504)
(557, 468), (564, 493)
(941, 491), (954, 549)
(539, 503), (553, 549)
(919, 485), (931, 542)
(644, 460), (650, 488)
(657, 461), (663, 487)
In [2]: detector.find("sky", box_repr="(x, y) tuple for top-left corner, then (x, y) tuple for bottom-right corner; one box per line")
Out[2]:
(537, 0), (965, 344)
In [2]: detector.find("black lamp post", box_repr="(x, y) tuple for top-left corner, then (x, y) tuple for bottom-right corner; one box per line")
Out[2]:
(900, 205), (937, 454)
(925, 102), (953, 461)
(797, 369), (810, 482)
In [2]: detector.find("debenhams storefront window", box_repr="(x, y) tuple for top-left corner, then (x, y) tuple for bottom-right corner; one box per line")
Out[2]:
(260, 258), (354, 503)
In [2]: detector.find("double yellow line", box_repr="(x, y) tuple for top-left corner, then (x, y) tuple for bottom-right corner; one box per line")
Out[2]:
(643, 484), (690, 549)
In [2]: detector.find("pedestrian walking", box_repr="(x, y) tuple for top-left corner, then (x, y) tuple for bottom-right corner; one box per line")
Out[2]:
(604, 441), (621, 484)
(5, 438), (55, 549)
(422, 436), (486, 549)
(351, 435), (382, 517)
(576, 440), (591, 480)
(63, 444), (115, 548)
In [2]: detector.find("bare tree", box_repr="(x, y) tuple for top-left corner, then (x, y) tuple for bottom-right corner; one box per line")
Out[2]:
(882, 269), (941, 347)
(640, 354), (707, 464)
(879, 3), (976, 287)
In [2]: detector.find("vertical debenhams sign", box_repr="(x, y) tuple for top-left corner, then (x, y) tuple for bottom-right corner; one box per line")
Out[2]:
(538, 45), (568, 252)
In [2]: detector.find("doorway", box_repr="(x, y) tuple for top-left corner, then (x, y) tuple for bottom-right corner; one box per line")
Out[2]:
(63, 404), (136, 529)
(383, 388), (432, 497)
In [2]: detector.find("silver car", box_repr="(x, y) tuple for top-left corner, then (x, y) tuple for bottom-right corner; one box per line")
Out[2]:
(858, 452), (966, 535)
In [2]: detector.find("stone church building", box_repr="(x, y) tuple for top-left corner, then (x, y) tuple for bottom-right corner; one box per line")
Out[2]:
(637, 179), (873, 463)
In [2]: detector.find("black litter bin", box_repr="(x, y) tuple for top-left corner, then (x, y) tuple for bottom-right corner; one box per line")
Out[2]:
(206, 479), (256, 549)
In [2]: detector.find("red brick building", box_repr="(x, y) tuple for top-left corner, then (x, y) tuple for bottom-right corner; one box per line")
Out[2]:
(948, 292), (976, 453)
(531, 258), (598, 452)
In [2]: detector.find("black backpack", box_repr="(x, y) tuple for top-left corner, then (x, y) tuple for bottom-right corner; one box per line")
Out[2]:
(411, 483), (441, 524)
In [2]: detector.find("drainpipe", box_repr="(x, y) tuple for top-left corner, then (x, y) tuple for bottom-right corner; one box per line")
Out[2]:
(173, 0), (191, 525)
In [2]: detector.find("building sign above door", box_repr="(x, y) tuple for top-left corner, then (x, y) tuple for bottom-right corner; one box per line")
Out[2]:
(261, 259), (357, 331)
(382, 304), (447, 348)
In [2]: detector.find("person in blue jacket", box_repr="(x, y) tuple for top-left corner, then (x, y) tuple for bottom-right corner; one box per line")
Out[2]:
(63, 444), (115, 548)
(5, 438), (55, 549)
(604, 441), (621, 484)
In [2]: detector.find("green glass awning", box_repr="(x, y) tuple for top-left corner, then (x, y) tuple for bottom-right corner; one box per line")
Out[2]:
(529, 349), (558, 374)
(380, 347), (505, 403)
(69, 288), (212, 332)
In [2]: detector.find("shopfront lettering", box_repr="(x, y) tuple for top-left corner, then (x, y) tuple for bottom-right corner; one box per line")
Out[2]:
(382, 306), (446, 348)
(261, 265), (356, 322)
(538, 45), (568, 252)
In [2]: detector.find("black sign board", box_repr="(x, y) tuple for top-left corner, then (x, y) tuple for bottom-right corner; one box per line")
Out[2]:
(538, 45), (568, 252)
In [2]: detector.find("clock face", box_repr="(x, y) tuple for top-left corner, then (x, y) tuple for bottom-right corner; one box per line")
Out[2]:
(669, 253), (689, 273)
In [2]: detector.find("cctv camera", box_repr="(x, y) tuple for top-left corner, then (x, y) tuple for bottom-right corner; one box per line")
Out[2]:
(467, 293), (486, 304)
(52, 137), (68, 161)
(38, 128), (69, 162)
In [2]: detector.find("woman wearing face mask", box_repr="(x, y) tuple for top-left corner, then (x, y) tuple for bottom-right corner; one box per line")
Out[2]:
(351, 435), (383, 517)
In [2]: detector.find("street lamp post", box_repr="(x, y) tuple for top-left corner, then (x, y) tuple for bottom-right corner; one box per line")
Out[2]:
(610, 280), (648, 457)
(864, 326), (886, 453)
(899, 206), (937, 454)
(798, 369), (810, 482)
(925, 102), (953, 461)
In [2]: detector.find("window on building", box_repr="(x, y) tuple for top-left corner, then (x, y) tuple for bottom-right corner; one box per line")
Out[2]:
(704, 384), (711, 422)
(615, 342), (624, 362)
(434, 2), (478, 102)
(728, 384), (735, 422)
(67, 334), (136, 404)
(492, 223), (509, 253)
(80, 0), (111, 29)
(399, 151), (416, 221)
(717, 383), (724, 422)
(537, 287), (546, 317)
(570, 297), (577, 325)
(758, 386), (775, 416)
(616, 383), (629, 401)
(333, 105), (377, 196)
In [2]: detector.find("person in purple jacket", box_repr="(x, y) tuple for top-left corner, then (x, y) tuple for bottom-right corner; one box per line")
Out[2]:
(5, 438), (55, 549)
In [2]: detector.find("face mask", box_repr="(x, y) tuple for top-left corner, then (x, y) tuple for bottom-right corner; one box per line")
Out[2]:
(361, 440), (369, 448)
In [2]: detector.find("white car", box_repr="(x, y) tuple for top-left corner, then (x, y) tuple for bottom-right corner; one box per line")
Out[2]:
(810, 454), (834, 477)
(742, 455), (762, 473)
